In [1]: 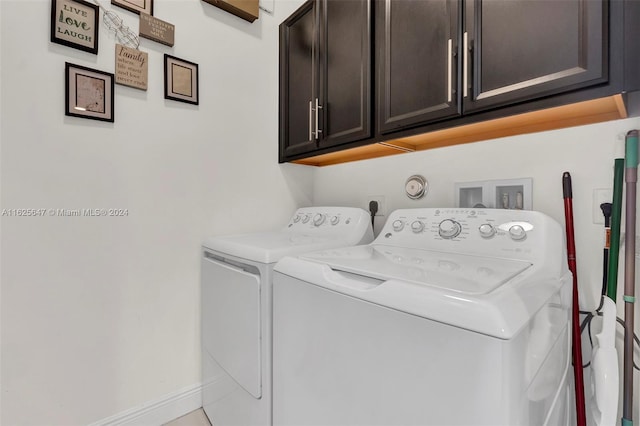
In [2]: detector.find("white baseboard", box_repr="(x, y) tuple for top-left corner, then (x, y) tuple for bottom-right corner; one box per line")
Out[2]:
(89, 382), (203, 426)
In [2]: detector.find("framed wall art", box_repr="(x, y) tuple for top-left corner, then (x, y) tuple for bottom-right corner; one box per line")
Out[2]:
(51, 0), (99, 54)
(111, 0), (153, 15)
(164, 55), (199, 105)
(65, 62), (115, 122)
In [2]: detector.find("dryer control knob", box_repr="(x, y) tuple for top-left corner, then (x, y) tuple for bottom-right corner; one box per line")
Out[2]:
(301, 214), (311, 224)
(293, 214), (301, 223)
(392, 220), (405, 232)
(439, 219), (461, 239)
(509, 224), (527, 241)
(330, 215), (340, 225)
(313, 214), (325, 226)
(411, 220), (424, 233)
(478, 223), (496, 238)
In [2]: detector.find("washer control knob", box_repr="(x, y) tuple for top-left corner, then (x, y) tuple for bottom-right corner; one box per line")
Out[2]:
(411, 220), (424, 233)
(293, 214), (301, 223)
(509, 224), (527, 241)
(301, 214), (311, 224)
(313, 214), (325, 226)
(392, 220), (405, 232)
(330, 215), (340, 225)
(478, 223), (496, 238)
(439, 219), (462, 239)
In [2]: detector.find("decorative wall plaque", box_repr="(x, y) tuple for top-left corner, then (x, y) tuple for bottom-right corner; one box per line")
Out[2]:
(139, 13), (175, 47)
(201, 0), (259, 22)
(115, 44), (148, 90)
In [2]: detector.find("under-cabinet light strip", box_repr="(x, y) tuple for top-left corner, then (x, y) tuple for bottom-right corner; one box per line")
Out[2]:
(379, 142), (415, 153)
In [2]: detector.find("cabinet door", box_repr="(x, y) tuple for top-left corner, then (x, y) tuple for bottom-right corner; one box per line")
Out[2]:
(376, 0), (460, 135)
(318, 0), (372, 148)
(464, 0), (608, 113)
(279, 0), (319, 160)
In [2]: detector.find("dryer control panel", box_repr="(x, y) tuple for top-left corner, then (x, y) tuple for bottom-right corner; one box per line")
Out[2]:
(286, 207), (371, 235)
(377, 208), (565, 269)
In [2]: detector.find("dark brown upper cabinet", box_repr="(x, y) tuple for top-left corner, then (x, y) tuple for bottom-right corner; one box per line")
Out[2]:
(279, 1), (317, 159)
(279, 0), (638, 166)
(376, 0), (608, 132)
(279, 0), (372, 161)
(376, 0), (460, 134)
(463, 0), (608, 113)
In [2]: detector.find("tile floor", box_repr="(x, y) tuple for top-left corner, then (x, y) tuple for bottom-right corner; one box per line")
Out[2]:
(164, 408), (211, 426)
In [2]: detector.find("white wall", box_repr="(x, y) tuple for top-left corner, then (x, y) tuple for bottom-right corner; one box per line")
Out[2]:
(0, 0), (312, 424)
(313, 116), (640, 421)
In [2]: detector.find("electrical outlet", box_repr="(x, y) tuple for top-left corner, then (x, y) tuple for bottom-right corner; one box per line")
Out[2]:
(592, 188), (613, 225)
(367, 196), (386, 216)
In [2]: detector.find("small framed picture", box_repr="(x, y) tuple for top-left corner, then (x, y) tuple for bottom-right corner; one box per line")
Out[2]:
(164, 54), (199, 105)
(65, 62), (115, 122)
(51, 0), (99, 54)
(111, 0), (153, 15)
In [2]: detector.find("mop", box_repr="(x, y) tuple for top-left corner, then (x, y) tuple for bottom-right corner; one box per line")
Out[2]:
(563, 171), (586, 426)
(585, 201), (619, 426)
(590, 296), (619, 426)
(622, 130), (638, 426)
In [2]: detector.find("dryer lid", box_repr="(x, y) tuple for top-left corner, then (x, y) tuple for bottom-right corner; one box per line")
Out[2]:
(299, 244), (532, 295)
(203, 232), (349, 264)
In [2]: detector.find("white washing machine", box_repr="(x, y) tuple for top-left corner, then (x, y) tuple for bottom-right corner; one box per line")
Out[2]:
(201, 207), (373, 426)
(272, 208), (572, 426)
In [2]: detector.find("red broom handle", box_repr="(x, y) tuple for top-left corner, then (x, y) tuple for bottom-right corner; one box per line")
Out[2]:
(563, 172), (586, 426)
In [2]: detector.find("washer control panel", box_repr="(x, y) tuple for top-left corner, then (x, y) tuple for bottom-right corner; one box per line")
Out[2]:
(377, 208), (564, 264)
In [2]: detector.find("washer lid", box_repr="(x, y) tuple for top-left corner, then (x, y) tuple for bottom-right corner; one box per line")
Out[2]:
(275, 244), (565, 339)
(300, 245), (532, 295)
(203, 232), (350, 264)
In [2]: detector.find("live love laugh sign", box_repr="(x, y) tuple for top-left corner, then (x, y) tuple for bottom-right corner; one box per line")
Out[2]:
(51, 0), (99, 54)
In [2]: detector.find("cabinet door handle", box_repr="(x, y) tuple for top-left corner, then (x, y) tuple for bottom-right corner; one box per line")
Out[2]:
(309, 100), (314, 141)
(315, 98), (322, 139)
(447, 38), (452, 103)
(463, 31), (468, 98)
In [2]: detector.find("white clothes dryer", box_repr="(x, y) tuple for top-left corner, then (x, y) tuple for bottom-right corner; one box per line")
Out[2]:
(201, 207), (373, 426)
(273, 208), (572, 426)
